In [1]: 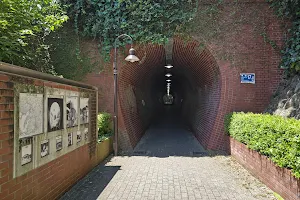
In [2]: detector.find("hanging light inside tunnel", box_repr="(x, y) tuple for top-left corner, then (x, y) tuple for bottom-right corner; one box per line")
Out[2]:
(165, 64), (173, 69)
(165, 73), (172, 77)
(166, 79), (171, 82)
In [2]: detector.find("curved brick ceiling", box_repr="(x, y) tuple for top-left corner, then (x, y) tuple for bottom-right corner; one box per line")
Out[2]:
(118, 38), (221, 151)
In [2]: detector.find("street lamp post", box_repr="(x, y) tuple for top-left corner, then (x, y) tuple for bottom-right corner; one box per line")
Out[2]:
(113, 34), (139, 156)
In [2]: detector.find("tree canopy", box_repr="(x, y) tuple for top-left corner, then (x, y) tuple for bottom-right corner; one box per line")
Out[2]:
(0, 0), (68, 73)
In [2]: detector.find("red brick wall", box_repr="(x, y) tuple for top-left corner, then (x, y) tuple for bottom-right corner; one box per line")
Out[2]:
(230, 137), (299, 200)
(117, 44), (166, 150)
(0, 74), (14, 200)
(173, 39), (222, 149)
(0, 70), (105, 200)
(84, 0), (285, 151)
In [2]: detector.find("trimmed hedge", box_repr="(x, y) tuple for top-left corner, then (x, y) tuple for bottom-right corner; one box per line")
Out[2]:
(225, 112), (300, 178)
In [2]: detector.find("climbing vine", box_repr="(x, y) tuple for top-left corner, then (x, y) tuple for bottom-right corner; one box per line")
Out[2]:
(267, 0), (300, 72)
(63, 0), (197, 60)
(46, 24), (97, 81)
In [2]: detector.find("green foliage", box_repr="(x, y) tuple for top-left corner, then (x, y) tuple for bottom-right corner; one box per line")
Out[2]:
(97, 112), (112, 142)
(267, 0), (300, 72)
(64, 0), (197, 60)
(225, 112), (300, 178)
(46, 24), (96, 81)
(0, 0), (68, 72)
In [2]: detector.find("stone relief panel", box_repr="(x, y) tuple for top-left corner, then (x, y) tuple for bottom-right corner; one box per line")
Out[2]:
(19, 93), (43, 139)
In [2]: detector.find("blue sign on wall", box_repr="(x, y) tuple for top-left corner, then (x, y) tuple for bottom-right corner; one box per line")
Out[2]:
(240, 73), (255, 84)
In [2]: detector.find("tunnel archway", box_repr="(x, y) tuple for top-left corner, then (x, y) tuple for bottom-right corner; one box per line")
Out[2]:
(117, 38), (223, 151)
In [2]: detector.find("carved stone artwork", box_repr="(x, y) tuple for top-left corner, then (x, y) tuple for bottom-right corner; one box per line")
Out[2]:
(41, 140), (49, 158)
(19, 93), (43, 138)
(68, 132), (73, 146)
(77, 131), (81, 143)
(66, 97), (78, 128)
(48, 98), (64, 132)
(80, 98), (89, 124)
(21, 143), (32, 165)
(56, 136), (62, 151)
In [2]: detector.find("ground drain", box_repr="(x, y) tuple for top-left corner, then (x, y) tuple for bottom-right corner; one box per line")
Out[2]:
(133, 151), (147, 155)
(192, 151), (208, 157)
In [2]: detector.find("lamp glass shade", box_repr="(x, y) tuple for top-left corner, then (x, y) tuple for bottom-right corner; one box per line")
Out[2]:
(125, 54), (140, 62)
(165, 73), (172, 77)
(125, 47), (140, 63)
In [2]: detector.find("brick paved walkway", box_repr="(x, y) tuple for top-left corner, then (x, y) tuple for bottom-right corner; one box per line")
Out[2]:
(60, 112), (276, 200)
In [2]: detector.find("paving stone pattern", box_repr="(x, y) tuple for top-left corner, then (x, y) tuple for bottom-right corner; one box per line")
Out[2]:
(60, 113), (276, 200)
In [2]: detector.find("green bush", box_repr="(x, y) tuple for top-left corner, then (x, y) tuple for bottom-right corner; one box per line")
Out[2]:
(97, 112), (112, 142)
(225, 112), (300, 178)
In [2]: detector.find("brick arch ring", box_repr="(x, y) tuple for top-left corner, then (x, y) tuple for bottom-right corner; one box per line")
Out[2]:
(116, 37), (236, 152)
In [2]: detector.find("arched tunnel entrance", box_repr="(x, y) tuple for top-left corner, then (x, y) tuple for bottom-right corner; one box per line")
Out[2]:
(118, 38), (222, 152)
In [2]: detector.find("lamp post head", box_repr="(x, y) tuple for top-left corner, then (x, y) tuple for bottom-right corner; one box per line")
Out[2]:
(125, 48), (140, 63)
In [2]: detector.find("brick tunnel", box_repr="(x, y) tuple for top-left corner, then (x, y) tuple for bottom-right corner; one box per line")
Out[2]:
(81, 0), (284, 154)
(117, 38), (223, 151)
(87, 25), (283, 152)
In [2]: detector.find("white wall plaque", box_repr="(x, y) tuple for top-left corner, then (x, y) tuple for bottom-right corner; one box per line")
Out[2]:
(240, 73), (255, 84)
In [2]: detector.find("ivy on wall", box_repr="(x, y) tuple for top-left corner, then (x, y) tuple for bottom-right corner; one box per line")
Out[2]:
(46, 24), (96, 81)
(267, 0), (300, 72)
(2, 0), (298, 79)
(184, 1), (277, 67)
(64, 0), (197, 60)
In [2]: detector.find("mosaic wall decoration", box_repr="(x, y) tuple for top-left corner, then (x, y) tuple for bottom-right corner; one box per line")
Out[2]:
(19, 93), (43, 138)
(48, 98), (64, 132)
(41, 139), (49, 158)
(80, 98), (89, 124)
(66, 96), (78, 128)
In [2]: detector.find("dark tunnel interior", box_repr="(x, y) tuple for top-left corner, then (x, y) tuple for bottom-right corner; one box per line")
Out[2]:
(142, 66), (197, 127)
(118, 38), (221, 150)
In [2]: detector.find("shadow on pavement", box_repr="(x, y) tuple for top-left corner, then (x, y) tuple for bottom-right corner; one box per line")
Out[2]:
(59, 156), (120, 200)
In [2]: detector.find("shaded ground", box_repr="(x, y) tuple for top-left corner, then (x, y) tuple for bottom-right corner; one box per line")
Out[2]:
(60, 108), (276, 200)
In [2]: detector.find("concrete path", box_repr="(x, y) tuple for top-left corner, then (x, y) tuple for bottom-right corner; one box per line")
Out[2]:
(60, 111), (276, 200)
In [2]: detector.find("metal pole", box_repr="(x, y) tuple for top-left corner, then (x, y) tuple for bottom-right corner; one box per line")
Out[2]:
(113, 34), (133, 156)
(113, 45), (118, 156)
